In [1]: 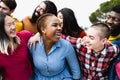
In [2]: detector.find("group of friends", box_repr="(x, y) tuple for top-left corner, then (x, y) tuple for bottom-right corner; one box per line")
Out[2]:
(0, 0), (120, 80)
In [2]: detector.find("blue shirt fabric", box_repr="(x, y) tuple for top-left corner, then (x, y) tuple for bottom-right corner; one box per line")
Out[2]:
(29, 38), (81, 80)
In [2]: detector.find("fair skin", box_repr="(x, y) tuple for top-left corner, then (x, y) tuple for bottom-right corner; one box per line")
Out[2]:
(0, 2), (12, 14)
(35, 2), (46, 16)
(41, 15), (62, 54)
(57, 12), (63, 27)
(4, 16), (16, 40)
(4, 15), (18, 48)
(83, 27), (107, 53)
(106, 11), (120, 30)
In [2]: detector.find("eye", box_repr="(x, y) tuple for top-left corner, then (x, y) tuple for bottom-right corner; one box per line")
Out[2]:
(52, 23), (58, 27)
(6, 22), (15, 27)
(89, 36), (94, 40)
(106, 15), (120, 22)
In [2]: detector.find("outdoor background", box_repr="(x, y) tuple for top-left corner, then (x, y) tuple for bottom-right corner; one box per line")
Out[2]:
(13, 0), (109, 28)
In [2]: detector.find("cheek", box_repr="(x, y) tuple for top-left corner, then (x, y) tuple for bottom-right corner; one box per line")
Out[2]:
(4, 27), (9, 33)
(59, 18), (63, 21)
(90, 40), (98, 46)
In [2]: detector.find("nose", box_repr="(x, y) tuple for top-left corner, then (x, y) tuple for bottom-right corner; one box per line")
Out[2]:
(84, 36), (89, 43)
(107, 18), (113, 24)
(11, 24), (16, 29)
(57, 25), (62, 30)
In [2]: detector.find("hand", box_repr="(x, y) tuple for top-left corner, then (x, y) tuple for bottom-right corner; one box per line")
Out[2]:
(28, 32), (41, 49)
(81, 36), (87, 46)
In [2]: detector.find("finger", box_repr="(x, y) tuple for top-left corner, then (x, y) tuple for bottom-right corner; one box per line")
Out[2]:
(33, 42), (36, 50)
(29, 43), (33, 49)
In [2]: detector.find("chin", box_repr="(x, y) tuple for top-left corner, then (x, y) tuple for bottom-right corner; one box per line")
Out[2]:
(54, 38), (60, 42)
(86, 46), (92, 50)
(11, 35), (16, 38)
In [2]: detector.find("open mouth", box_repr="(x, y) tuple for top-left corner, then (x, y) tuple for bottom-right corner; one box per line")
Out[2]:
(55, 32), (61, 38)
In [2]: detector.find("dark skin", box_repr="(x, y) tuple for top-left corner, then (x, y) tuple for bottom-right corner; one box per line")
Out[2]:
(106, 11), (120, 36)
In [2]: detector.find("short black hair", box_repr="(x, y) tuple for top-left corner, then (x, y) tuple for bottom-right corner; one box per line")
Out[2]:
(110, 4), (120, 13)
(0, 0), (17, 10)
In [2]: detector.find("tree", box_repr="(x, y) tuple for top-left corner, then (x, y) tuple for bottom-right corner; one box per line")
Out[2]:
(89, 0), (120, 24)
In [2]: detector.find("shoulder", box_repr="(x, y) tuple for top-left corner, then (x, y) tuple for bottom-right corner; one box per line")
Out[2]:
(59, 38), (73, 47)
(60, 38), (71, 43)
(17, 30), (33, 39)
(105, 42), (120, 53)
(112, 38), (120, 48)
(22, 16), (31, 23)
(22, 16), (31, 20)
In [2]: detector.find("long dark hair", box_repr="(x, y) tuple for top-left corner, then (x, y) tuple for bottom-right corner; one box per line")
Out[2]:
(58, 8), (84, 37)
(0, 13), (20, 54)
(0, 13), (9, 41)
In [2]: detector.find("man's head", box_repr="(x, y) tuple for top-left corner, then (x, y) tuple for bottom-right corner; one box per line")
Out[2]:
(84, 23), (110, 52)
(30, 0), (57, 23)
(106, 4), (120, 36)
(0, 0), (17, 15)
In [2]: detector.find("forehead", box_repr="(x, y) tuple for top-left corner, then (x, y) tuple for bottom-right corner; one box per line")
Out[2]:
(86, 27), (101, 37)
(5, 16), (13, 23)
(39, 2), (46, 8)
(108, 11), (120, 18)
(46, 15), (59, 23)
(57, 12), (63, 16)
(0, 2), (8, 7)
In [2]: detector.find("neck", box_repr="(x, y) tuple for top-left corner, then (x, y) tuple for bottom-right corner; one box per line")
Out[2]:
(43, 39), (53, 54)
(93, 45), (104, 53)
(9, 38), (17, 50)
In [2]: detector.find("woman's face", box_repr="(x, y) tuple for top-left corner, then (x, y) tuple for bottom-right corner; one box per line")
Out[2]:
(4, 16), (16, 39)
(42, 15), (62, 42)
(57, 12), (63, 28)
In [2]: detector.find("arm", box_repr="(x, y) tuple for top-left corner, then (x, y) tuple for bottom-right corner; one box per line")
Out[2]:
(62, 35), (85, 53)
(65, 41), (81, 79)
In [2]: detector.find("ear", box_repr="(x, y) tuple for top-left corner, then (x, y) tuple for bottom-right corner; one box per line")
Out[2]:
(42, 30), (45, 34)
(41, 28), (46, 35)
(102, 38), (108, 44)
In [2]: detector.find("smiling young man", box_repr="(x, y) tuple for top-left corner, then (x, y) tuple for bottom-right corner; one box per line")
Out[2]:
(105, 4), (120, 80)
(63, 23), (120, 80)
(106, 4), (120, 48)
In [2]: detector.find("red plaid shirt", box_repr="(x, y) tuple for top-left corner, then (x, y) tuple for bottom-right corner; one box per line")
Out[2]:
(62, 35), (120, 80)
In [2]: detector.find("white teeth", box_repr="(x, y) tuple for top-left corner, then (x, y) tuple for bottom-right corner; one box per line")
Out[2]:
(56, 32), (61, 36)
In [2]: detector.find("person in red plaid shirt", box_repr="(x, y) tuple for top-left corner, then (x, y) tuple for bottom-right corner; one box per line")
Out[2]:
(63, 23), (120, 80)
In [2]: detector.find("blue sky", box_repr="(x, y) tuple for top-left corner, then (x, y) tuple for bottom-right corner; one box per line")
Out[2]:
(14, 0), (109, 28)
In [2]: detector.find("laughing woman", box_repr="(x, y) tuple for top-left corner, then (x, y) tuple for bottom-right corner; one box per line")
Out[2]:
(0, 13), (33, 80)
(29, 13), (81, 80)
